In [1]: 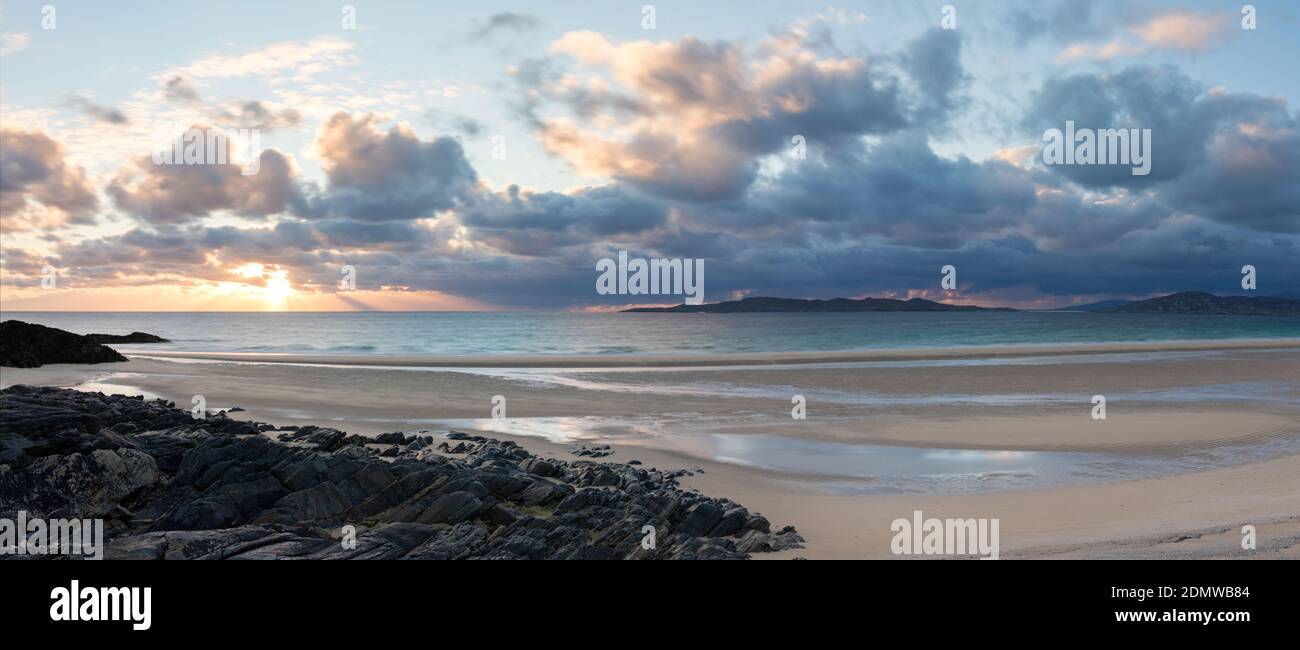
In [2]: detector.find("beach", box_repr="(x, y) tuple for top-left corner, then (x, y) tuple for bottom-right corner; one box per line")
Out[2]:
(6, 339), (1298, 559)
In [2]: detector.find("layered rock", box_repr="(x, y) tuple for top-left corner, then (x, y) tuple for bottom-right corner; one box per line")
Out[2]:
(0, 385), (803, 560)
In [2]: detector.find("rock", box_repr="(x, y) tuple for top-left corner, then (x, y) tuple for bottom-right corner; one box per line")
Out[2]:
(84, 331), (170, 344)
(0, 448), (159, 518)
(0, 385), (802, 560)
(0, 320), (130, 368)
(570, 444), (615, 458)
(708, 507), (749, 537)
(374, 431), (408, 445)
(678, 501), (724, 537)
(415, 491), (489, 524)
(521, 457), (558, 477)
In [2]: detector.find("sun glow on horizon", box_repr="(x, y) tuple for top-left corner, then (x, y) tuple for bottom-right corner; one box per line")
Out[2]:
(228, 263), (295, 308)
(261, 271), (294, 307)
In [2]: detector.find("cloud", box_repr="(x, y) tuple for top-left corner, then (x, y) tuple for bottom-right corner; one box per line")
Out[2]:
(1056, 10), (1233, 62)
(425, 108), (482, 136)
(210, 100), (302, 131)
(1023, 65), (1300, 233)
(0, 129), (99, 230)
(66, 95), (129, 125)
(0, 32), (30, 56)
(473, 12), (539, 37)
(306, 113), (478, 221)
(5, 18), (1297, 310)
(162, 76), (201, 103)
(528, 26), (938, 202)
(160, 36), (357, 82)
(1132, 11), (1232, 52)
(738, 133), (1035, 248)
(459, 183), (669, 256)
(107, 130), (303, 225)
(1009, 0), (1110, 47)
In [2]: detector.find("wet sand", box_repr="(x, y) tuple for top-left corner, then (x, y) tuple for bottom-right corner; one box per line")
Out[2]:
(126, 337), (1300, 367)
(4, 342), (1299, 559)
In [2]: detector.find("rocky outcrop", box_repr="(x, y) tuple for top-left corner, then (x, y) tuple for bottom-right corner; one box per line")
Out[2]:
(84, 332), (170, 344)
(0, 385), (803, 560)
(0, 320), (128, 368)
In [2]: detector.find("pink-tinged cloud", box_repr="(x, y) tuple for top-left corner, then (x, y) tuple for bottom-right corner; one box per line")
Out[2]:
(1057, 11), (1231, 62)
(533, 27), (918, 201)
(1133, 11), (1231, 52)
(0, 129), (99, 230)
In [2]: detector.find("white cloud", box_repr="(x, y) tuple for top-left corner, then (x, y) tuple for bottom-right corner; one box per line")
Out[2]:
(159, 36), (358, 82)
(0, 32), (30, 55)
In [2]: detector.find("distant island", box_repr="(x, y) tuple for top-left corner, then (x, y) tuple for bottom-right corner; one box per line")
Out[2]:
(625, 291), (1300, 315)
(623, 296), (1014, 313)
(1102, 292), (1300, 316)
(1056, 300), (1132, 312)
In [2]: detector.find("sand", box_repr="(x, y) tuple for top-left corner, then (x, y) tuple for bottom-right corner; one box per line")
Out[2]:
(125, 337), (1300, 367)
(4, 341), (1298, 559)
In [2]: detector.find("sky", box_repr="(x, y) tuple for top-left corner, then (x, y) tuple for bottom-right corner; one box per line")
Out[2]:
(0, 0), (1297, 311)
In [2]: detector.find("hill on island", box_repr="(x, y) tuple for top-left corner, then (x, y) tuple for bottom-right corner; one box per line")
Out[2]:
(623, 296), (1015, 313)
(623, 292), (1300, 315)
(1056, 300), (1131, 312)
(1102, 292), (1300, 316)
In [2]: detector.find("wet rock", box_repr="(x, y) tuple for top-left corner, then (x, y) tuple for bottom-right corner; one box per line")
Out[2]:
(570, 444), (615, 458)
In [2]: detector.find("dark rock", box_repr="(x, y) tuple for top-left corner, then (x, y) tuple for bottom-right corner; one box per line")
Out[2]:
(84, 331), (170, 344)
(374, 431), (408, 445)
(570, 444), (615, 458)
(0, 320), (130, 368)
(521, 457), (558, 477)
(0, 385), (802, 560)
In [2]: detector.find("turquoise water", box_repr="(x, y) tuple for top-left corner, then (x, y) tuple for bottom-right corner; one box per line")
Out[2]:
(4, 311), (1299, 356)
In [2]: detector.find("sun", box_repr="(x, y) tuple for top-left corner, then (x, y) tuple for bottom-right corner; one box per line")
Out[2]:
(230, 263), (294, 308)
(263, 271), (293, 307)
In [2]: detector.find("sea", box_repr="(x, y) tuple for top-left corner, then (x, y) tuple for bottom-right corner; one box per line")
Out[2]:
(3, 310), (1299, 356)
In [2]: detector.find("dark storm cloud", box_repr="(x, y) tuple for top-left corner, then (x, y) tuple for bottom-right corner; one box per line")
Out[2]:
(1025, 65), (1212, 186)
(739, 133), (1034, 249)
(1025, 65), (1300, 233)
(457, 184), (670, 257)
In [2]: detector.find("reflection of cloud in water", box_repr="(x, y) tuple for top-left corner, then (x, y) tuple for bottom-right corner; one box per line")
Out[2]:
(387, 415), (1300, 496)
(703, 433), (1300, 495)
